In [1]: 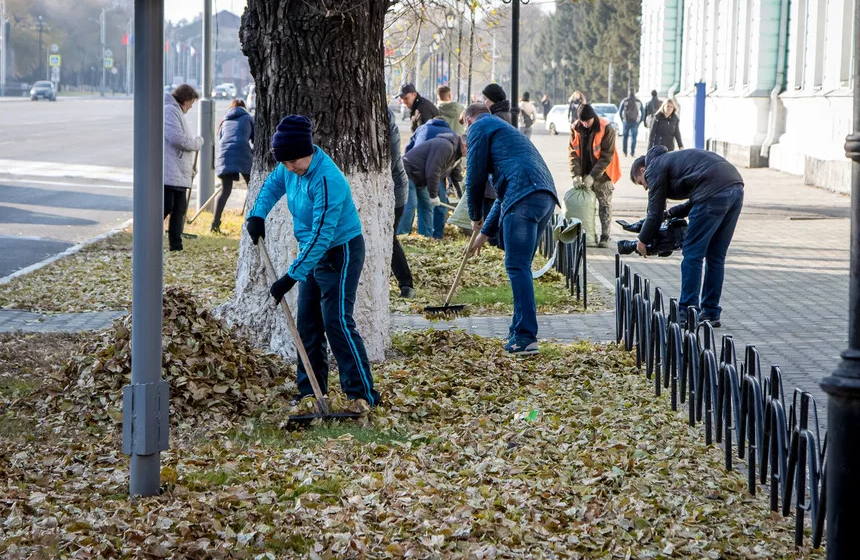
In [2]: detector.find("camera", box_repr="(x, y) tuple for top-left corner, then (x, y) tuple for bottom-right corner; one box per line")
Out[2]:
(614, 217), (688, 258)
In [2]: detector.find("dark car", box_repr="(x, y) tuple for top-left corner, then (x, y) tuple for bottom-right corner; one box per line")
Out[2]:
(30, 81), (56, 101)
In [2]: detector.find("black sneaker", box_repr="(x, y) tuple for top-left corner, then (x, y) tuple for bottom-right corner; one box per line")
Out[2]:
(400, 286), (416, 299)
(699, 316), (722, 328)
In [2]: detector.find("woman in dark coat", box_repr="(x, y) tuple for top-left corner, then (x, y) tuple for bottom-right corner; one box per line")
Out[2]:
(648, 99), (684, 152)
(212, 99), (254, 232)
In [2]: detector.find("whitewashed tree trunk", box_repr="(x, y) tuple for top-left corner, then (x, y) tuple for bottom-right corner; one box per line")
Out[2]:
(219, 0), (393, 362)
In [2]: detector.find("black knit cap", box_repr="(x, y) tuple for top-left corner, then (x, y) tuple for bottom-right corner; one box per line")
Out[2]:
(482, 83), (506, 103)
(271, 115), (314, 162)
(577, 103), (597, 122)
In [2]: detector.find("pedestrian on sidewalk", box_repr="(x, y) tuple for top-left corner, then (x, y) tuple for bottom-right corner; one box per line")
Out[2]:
(398, 82), (439, 132)
(245, 115), (381, 409)
(163, 84), (204, 251)
(462, 103), (560, 356)
(631, 145), (744, 327)
(212, 99), (254, 233)
(568, 90), (586, 125)
(398, 117), (457, 237)
(569, 103), (622, 247)
(482, 83), (512, 124)
(644, 89), (661, 128)
(618, 91), (644, 157)
(648, 100), (684, 152)
(519, 92), (537, 139)
(541, 94), (551, 118)
(387, 109), (415, 299)
(436, 86), (465, 135)
(401, 133), (465, 239)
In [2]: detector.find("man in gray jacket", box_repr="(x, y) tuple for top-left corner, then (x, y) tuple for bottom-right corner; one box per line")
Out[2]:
(401, 133), (465, 239)
(388, 109), (415, 298)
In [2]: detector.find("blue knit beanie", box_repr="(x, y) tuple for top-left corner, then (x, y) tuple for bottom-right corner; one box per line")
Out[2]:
(271, 115), (314, 162)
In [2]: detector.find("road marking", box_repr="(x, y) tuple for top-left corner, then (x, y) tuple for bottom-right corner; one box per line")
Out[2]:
(0, 218), (133, 286)
(587, 263), (616, 292)
(0, 159), (133, 183)
(8, 178), (133, 190)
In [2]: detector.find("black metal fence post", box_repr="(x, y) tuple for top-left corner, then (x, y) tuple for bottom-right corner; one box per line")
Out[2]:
(821, 2), (860, 556)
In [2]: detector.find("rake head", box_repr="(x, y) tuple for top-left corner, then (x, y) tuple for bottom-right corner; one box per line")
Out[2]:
(422, 304), (468, 320)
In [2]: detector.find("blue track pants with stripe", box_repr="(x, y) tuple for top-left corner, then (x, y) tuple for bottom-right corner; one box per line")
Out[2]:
(295, 234), (380, 406)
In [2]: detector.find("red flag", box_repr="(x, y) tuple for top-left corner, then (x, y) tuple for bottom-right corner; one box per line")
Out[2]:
(122, 33), (128, 46)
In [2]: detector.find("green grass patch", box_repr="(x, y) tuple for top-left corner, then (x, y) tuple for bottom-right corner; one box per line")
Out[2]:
(184, 467), (254, 490)
(304, 425), (409, 446)
(265, 534), (314, 554)
(0, 378), (41, 399)
(230, 420), (295, 448)
(0, 413), (35, 441)
(455, 283), (569, 308)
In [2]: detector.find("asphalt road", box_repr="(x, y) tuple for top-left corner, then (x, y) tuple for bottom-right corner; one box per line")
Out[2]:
(0, 96), (231, 167)
(0, 95), (242, 278)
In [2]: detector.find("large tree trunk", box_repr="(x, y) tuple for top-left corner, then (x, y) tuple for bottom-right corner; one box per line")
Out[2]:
(219, 1), (392, 362)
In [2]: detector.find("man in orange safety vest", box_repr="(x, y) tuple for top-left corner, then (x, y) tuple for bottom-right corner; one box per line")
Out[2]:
(569, 103), (622, 247)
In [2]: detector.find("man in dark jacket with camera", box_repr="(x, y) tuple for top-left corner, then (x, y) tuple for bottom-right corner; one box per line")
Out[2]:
(630, 146), (744, 327)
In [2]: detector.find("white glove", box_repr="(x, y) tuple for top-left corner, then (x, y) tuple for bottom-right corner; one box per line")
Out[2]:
(571, 176), (584, 189)
(428, 196), (441, 207)
(584, 175), (595, 189)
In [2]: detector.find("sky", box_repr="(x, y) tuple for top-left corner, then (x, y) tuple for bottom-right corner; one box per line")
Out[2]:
(165, 1), (552, 24)
(165, 0), (247, 24)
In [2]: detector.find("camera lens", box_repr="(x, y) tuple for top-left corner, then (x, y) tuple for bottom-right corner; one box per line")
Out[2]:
(617, 240), (637, 255)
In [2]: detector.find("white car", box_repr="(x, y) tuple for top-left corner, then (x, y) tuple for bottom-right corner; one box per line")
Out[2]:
(246, 84), (256, 113)
(545, 104), (571, 135)
(591, 103), (622, 135)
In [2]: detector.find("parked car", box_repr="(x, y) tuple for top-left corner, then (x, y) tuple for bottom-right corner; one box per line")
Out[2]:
(245, 84), (256, 113)
(30, 81), (56, 101)
(212, 83), (236, 99)
(545, 104), (570, 135)
(592, 103), (621, 134)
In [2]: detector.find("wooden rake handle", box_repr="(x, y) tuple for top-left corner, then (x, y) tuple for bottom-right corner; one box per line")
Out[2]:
(187, 186), (223, 224)
(444, 230), (480, 307)
(258, 241), (329, 414)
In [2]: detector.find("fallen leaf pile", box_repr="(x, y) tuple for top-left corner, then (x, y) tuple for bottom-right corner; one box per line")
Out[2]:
(0, 330), (822, 558)
(45, 286), (294, 427)
(0, 211), (243, 313)
(391, 232), (606, 315)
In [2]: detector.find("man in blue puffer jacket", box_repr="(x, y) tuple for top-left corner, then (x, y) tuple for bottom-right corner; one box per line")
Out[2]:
(463, 104), (560, 356)
(245, 116), (380, 409)
(397, 117), (459, 237)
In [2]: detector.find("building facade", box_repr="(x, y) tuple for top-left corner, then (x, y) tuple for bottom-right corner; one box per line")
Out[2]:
(638, 0), (854, 193)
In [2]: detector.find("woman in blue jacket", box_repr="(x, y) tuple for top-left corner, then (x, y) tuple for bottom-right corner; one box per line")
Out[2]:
(245, 116), (380, 408)
(212, 100), (254, 233)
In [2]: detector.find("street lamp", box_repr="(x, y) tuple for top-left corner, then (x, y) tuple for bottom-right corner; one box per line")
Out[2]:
(551, 59), (558, 105)
(822, 0), (860, 555)
(561, 57), (569, 100)
(99, 3), (121, 97)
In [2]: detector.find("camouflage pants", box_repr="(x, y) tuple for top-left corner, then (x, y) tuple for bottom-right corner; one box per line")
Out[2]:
(592, 179), (614, 240)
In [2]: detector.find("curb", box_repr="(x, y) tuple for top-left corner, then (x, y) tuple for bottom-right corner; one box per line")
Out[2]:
(0, 219), (134, 287)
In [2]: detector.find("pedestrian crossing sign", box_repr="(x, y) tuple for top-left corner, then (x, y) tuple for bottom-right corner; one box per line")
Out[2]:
(48, 54), (61, 67)
(103, 57), (114, 69)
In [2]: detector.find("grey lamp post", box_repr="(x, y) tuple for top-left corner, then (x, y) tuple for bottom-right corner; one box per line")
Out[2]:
(123, 0), (169, 498)
(821, 1), (860, 556)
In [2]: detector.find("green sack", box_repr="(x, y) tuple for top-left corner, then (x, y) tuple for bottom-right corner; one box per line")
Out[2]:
(563, 187), (598, 246)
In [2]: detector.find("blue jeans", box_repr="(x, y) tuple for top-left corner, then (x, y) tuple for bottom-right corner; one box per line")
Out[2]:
(623, 121), (639, 156)
(396, 182), (418, 235)
(295, 235), (381, 405)
(499, 191), (556, 343)
(679, 185), (744, 320)
(396, 180), (447, 237)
